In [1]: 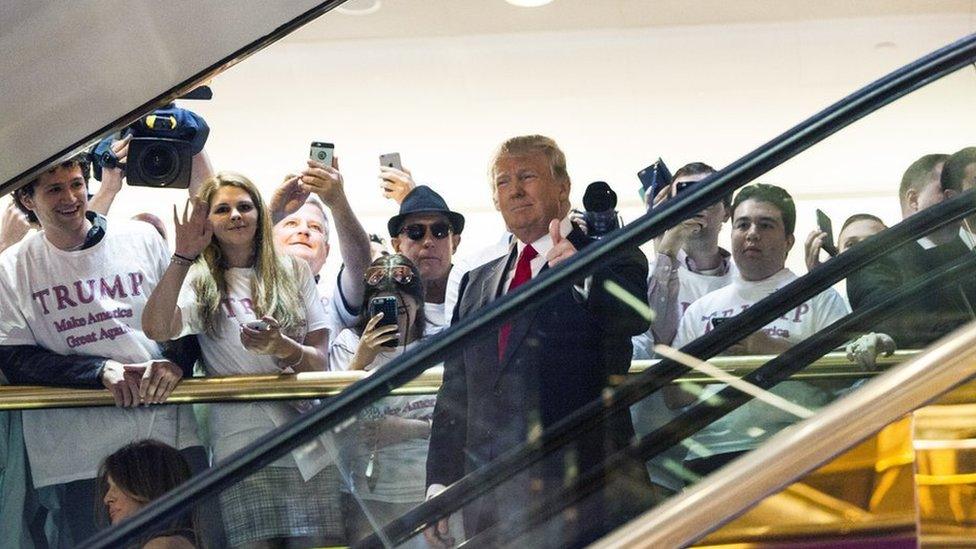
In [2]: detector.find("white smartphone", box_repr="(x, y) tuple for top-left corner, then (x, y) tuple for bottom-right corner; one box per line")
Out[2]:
(310, 141), (334, 166)
(379, 152), (402, 171)
(245, 320), (269, 331)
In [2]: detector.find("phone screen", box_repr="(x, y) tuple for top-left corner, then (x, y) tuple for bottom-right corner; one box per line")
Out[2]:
(310, 141), (334, 166)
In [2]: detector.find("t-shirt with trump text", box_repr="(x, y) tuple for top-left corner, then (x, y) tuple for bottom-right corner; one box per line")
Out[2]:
(0, 221), (184, 487)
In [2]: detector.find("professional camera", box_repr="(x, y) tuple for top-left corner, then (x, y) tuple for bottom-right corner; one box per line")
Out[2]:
(582, 181), (622, 237)
(92, 104), (209, 189)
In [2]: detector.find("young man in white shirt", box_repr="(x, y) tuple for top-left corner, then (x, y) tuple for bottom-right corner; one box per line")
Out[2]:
(672, 183), (850, 475)
(633, 162), (735, 355)
(1, 155), (195, 545)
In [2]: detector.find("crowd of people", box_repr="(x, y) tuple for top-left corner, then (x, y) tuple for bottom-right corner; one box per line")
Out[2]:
(0, 125), (973, 548)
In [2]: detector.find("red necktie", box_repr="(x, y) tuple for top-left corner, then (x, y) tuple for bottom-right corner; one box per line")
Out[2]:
(498, 244), (538, 362)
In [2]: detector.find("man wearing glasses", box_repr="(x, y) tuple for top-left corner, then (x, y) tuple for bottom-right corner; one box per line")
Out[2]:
(387, 185), (464, 330)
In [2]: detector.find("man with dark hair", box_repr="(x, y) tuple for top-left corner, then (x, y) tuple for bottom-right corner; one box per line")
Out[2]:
(941, 147), (976, 240)
(425, 135), (650, 545)
(388, 184), (464, 330)
(847, 154), (976, 348)
(634, 162), (734, 355)
(0, 155), (198, 545)
(837, 214), (887, 253)
(673, 183), (849, 474)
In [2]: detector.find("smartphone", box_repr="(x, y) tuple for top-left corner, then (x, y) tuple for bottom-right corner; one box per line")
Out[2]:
(368, 296), (399, 348)
(245, 320), (269, 331)
(379, 152), (402, 171)
(711, 316), (731, 328)
(816, 209), (838, 256)
(310, 141), (334, 166)
(638, 158), (672, 209)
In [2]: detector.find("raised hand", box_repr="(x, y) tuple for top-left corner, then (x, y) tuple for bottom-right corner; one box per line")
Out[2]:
(378, 165), (417, 204)
(350, 313), (399, 370)
(173, 197), (213, 259)
(804, 229), (827, 271)
(545, 219), (577, 267)
(269, 174), (310, 222)
(301, 156), (345, 206)
(100, 135), (132, 191)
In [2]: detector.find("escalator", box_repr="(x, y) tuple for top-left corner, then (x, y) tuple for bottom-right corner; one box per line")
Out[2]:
(63, 30), (976, 548)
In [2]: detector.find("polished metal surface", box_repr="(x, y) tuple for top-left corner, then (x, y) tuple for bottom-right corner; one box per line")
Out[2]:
(591, 323), (976, 549)
(0, 352), (914, 410)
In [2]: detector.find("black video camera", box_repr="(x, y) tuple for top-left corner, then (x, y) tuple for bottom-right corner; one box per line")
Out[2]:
(92, 103), (209, 189)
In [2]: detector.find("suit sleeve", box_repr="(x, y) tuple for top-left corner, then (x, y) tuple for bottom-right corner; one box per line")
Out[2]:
(581, 239), (651, 337)
(426, 272), (470, 488)
(0, 345), (107, 388)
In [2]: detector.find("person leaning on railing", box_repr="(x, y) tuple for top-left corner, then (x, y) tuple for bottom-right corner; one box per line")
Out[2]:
(0, 154), (199, 546)
(141, 172), (343, 547)
(330, 254), (446, 547)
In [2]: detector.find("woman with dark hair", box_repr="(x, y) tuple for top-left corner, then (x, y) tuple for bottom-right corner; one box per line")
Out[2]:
(330, 254), (438, 546)
(143, 172), (342, 547)
(98, 440), (194, 548)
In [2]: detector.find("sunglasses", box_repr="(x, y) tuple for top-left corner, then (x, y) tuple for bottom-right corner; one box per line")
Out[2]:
(365, 265), (415, 287)
(401, 222), (451, 241)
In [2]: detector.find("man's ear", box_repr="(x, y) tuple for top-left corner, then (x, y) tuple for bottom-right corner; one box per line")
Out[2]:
(451, 234), (461, 254)
(391, 237), (402, 253)
(905, 188), (919, 214)
(17, 194), (37, 217)
(786, 233), (796, 256)
(944, 187), (958, 200)
(722, 204), (731, 222)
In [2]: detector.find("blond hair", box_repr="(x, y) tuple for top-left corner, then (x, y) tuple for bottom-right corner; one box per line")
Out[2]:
(190, 172), (304, 338)
(489, 134), (570, 184)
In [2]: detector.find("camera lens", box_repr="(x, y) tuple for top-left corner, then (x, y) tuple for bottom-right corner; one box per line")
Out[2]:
(139, 143), (179, 184)
(317, 151), (327, 160)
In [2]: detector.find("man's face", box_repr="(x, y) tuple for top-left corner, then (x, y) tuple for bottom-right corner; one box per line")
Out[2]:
(838, 219), (886, 253)
(392, 213), (459, 287)
(670, 173), (728, 241)
(906, 162), (947, 217)
(20, 164), (88, 234)
(273, 203), (330, 275)
(492, 152), (569, 243)
(731, 199), (794, 281)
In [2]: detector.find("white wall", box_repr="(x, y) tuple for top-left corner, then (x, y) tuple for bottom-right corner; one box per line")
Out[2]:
(62, 12), (976, 279)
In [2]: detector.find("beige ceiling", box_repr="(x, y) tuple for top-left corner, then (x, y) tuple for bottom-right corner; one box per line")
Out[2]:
(285, 0), (974, 42)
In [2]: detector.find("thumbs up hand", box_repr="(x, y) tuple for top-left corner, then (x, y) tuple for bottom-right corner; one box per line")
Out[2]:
(545, 218), (577, 267)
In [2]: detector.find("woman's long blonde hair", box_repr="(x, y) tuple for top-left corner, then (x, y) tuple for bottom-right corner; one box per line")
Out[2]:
(190, 172), (304, 338)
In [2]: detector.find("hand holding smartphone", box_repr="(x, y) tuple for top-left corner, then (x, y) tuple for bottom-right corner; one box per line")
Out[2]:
(368, 296), (399, 348)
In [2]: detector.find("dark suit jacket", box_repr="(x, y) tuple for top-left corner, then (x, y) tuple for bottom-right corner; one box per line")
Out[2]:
(847, 235), (976, 348)
(426, 228), (650, 535)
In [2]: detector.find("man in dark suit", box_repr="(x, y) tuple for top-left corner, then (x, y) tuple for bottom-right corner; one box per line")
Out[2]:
(425, 135), (650, 546)
(847, 153), (976, 349)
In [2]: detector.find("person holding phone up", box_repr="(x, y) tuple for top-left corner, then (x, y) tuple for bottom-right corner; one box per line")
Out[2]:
(329, 254), (445, 547)
(142, 172), (343, 548)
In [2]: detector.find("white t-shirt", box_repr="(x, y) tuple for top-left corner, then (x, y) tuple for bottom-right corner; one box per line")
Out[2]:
(673, 268), (850, 456)
(0, 221), (184, 487)
(633, 250), (737, 359)
(329, 302), (447, 503)
(318, 269), (359, 347)
(176, 263), (329, 470)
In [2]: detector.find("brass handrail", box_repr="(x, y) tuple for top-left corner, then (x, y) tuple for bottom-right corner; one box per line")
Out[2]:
(0, 351), (917, 411)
